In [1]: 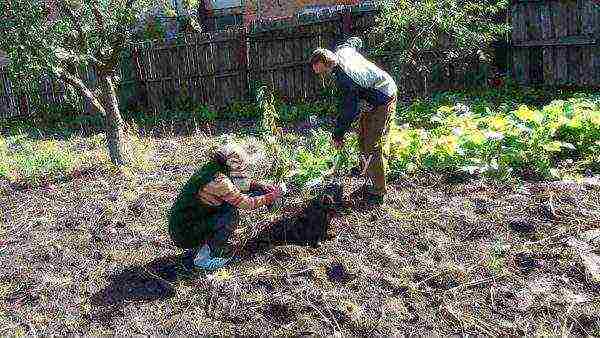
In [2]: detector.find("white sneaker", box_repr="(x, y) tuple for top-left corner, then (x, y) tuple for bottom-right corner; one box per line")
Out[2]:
(194, 244), (231, 271)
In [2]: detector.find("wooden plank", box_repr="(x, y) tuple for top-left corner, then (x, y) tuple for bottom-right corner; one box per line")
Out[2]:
(596, 0), (600, 37)
(513, 1), (530, 87)
(233, 32), (241, 102)
(567, 0), (579, 87)
(195, 39), (205, 106)
(567, 0), (578, 36)
(593, 44), (600, 86)
(551, 0), (562, 40)
(155, 49), (169, 112)
(288, 34), (296, 100)
(147, 46), (157, 112)
(581, 0), (595, 36)
(184, 35), (194, 102)
(289, 30), (297, 100)
(527, 1), (541, 41)
(223, 34), (232, 105)
(519, 3), (529, 41)
(541, 1), (554, 85)
(567, 47), (579, 86)
(179, 41), (190, 103)
(213, 33), (225, 106)
(278, 34), (285, 97)
(543, 46), (555, 85)
(299, 33), (308, 100)
(514, 2), (526, 42)
(165, 45), (174, 110)
(218, 38), (226, 107)
(513, 48), (528, 84)
(576, 0), (585, 35)
(186, 37), (199, 103)
(554, 0), (568, 86)
(580, 45), (592, 86)
(555, 46), (568, 86)
(210, 37), (219, 106)
(281, 35), (289, 100)
(540, 1), (554, 40)
(524, 1), (539, 85)
(268, 32), (275, 93)
(512, 36), (597, 47)
(172, 44), (181, 101)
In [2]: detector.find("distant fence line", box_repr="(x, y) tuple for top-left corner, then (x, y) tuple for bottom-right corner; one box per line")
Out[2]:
(0, 6), (492, 119)
(511, 0), (600, 86)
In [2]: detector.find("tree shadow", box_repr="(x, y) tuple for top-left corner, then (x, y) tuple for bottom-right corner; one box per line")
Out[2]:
(88, 251), (202, 324)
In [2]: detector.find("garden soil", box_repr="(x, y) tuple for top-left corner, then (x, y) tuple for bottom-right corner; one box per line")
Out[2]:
(1, 135), (600, 335)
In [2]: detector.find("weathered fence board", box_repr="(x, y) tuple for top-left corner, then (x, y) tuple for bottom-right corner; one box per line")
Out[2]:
(512, 0), (599, 86)
(129, 27), (248, 112)
(248, 19), (340, 102)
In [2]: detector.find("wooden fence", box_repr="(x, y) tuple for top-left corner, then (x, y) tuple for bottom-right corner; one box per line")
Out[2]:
(130, 27), (248, 112)
(0, 7), (492, 119)
(511, 0), (600, 86)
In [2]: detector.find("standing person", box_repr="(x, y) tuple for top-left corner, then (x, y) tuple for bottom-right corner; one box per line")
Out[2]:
(310, 37), (398, 205)
(168, 142), (282, 271)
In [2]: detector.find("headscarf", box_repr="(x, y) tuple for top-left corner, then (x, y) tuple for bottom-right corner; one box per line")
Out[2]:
(214, 143), (251, 192)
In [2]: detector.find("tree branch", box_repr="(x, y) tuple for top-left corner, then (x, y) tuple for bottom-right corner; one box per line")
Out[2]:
(104, 43), (125, 73)
(54, 67), (106, 115)
(57, 0), (86, 51)
(91, 1), (106, 34)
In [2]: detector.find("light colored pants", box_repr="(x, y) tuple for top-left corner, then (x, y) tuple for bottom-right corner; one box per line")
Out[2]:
(358, 96), (396, 195)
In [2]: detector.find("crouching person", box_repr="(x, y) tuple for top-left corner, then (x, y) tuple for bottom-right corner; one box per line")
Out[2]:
(168, 143), (282, 271)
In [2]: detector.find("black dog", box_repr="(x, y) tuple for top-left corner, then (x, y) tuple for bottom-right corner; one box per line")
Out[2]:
(248, 183), (343, 251)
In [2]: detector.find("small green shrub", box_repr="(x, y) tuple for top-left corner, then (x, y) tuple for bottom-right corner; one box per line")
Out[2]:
(1, 134), (78, 185)
(226, 101), (261, 120)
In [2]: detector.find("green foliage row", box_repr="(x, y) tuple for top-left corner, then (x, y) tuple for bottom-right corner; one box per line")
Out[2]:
(389, 94), (600, 181)
(265, 85), (599, 188)
(4, 80), (598, 189)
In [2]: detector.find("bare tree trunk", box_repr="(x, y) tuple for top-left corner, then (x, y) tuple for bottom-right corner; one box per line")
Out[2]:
(98, 74), (130, 166)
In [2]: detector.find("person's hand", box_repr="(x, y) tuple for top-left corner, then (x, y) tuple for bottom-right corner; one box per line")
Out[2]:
(251, 181), (268, 193)
(332, 137), (343, 149)
(265, 185), (282, 200)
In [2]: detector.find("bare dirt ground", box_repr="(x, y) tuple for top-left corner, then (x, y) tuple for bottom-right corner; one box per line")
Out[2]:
(1, 131), (600, 336)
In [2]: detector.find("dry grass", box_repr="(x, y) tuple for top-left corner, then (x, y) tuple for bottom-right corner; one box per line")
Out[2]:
(1, 124), (600, 336)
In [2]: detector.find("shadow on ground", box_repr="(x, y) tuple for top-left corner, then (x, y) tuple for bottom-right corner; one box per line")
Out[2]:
(242, 183), (345, 256)
(89, 252), (201, 323)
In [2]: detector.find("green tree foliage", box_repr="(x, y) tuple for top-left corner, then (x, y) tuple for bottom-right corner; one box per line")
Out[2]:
(0, 0), (154, 166)
(371, 0), (511, 94)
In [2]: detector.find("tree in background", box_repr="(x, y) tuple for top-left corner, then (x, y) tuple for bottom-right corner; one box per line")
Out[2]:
(371, 0), (511, 95)
(0, 0), (154, 166)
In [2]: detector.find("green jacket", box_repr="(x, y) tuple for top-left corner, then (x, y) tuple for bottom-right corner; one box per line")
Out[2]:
(168, 160), (231, 249)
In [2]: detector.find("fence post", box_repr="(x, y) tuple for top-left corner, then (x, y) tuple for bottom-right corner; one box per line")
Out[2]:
(238, 26), (249, 101)
(131, 47), (149, 111)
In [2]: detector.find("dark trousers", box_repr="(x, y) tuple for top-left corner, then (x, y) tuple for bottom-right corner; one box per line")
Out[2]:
(207, 189), (267, 257)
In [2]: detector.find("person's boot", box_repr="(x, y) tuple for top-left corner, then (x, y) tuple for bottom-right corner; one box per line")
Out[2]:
(364, 190), (385, 206)
(350, 165), (362, 177)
